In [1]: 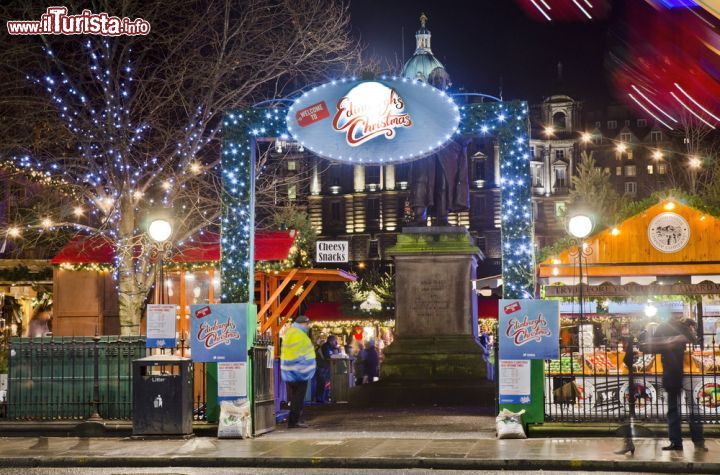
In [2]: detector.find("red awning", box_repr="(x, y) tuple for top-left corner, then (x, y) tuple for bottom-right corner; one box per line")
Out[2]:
(477, 298), (499, 319)
(51, 230), (297, 264)
(305, 302), (354, 321)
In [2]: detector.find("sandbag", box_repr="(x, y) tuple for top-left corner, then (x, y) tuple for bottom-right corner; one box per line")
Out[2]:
(218, 399), (252, 439)
(496, 408), (527, 439)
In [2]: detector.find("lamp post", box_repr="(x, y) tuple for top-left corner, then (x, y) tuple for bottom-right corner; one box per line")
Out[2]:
(567, 213), (594, 322)
(148, 217), (173, 304)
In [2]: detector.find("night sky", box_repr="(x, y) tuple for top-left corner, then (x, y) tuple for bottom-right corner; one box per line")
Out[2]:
(349, 0), (620, 107)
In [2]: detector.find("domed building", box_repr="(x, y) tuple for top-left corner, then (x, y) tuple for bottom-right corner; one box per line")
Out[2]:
(401, 13), (451, 90)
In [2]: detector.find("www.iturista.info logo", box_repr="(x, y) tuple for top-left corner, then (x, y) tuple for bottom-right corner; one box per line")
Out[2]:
(7, 7), (150, 36)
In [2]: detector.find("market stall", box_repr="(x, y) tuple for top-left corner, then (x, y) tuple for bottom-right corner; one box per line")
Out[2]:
(538, 201), (720, 423)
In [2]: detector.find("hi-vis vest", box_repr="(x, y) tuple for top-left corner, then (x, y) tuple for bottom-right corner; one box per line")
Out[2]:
(280, 324), (316, 382)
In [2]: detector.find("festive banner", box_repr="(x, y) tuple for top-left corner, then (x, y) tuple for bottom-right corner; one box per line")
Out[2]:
(499, 299), (559, 360)
(287, 77), (460, 165)
(190, 303), (248, 362)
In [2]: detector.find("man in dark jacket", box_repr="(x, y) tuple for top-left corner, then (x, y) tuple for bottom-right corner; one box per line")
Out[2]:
(652, 316), (706, 451)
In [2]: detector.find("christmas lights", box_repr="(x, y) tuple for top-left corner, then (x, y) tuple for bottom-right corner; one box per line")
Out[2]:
(459, 101), (534, 299)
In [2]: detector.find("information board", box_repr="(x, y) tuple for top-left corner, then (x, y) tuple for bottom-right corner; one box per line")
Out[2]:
(146, 304), (177, 348)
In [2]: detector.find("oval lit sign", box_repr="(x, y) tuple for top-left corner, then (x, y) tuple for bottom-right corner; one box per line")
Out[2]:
(287, 77), (460, 165)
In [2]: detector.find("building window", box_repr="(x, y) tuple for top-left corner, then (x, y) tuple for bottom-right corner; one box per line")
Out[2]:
(330, 201), (342, 221)
(553, 111), (567, 130)
(531, 166), (543, 187)
(287, 160), (297, 171)
(554, 167), (567, 188)
(595, 121), (601, 128)
(625, 182), (637, 196)
(637, 119), (647, 127)
(620, 132), (632, 142)
(288, 184), (297, 201)
(366, 198), (380, 229)
(592, 134), (602, 145)
(616, 166), (622, 176)
(647, 165), (653, 175)
(650, 130), (662, 142)
(604, 167), (611, 175)
(365, 166), (380, 186)
(658, 163), (668, 175)
(555, 149), (565, 160)
(625, 120), (631, 126)
(530, 146), (536, 158)
(608, 120), (617, 129)
(625, 165), (637, 177)
(368, 239), (380, 259)
(555, 202), (566, 218)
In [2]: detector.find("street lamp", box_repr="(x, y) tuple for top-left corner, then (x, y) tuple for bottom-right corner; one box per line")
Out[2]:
(148, 217), (173, 304)
(567, 213), (594, 322)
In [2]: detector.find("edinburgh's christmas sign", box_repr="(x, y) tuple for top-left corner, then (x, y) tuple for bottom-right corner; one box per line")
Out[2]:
(287, 77), (460, 165)
(190, 303), (248, 362)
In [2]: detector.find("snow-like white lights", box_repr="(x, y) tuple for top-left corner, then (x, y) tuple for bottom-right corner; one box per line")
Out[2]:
(148, 218), (172, 242)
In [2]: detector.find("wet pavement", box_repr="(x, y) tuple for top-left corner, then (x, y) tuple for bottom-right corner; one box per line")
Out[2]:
(0, 406), (719, 472)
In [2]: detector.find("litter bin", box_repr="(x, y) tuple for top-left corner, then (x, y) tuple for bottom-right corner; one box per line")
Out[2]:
(330, 356), (351, 402)
(132, 355), (193, 436)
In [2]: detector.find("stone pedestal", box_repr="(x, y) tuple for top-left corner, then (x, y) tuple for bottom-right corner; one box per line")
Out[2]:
(350, 227), (494, 406)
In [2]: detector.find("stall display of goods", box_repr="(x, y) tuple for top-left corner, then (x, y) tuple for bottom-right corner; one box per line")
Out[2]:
(631, 354), (656, 373)
(584, 352), (617, 373)
(691, 353), (720, 372)
(546, 355), (583, 374)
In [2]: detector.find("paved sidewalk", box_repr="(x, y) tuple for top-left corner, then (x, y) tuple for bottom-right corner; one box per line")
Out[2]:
(0, 434), (718, 473)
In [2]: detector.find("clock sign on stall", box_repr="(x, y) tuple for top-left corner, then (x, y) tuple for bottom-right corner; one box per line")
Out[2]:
(287, 77), (460, 165)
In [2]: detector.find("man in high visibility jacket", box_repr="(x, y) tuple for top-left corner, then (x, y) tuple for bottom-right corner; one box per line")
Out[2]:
(280, 314), (316, 428)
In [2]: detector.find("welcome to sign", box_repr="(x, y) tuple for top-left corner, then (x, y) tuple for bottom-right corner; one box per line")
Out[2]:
(287, 77), (460, 165)
(498, 299), (559, 360)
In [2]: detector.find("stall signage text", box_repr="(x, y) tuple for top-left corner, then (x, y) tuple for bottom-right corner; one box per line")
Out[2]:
(316, 240), (348, 263)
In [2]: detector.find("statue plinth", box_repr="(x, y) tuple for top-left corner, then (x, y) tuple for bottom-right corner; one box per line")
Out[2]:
(350, 227), (494, 406)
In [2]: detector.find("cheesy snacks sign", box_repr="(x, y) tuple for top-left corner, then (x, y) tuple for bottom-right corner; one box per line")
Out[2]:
(499, 299), (559, 360)
(190, 303), (247, 362)
(287, 77), (460, 165)
(316, 240), (348, 263)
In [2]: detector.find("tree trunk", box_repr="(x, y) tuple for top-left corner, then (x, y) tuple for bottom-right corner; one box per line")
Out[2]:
(116, 195), (154, 336)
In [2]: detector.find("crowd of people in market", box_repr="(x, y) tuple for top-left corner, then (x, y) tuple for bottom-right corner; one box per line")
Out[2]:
(313, 333), (380, 403)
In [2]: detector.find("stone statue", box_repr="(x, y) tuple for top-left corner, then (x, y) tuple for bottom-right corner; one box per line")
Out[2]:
(410, 138), (470, 226)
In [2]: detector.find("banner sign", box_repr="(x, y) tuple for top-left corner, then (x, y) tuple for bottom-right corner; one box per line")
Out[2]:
(316, 240), (348, 263)
(499, 359), (531, 404)
(287, 77), (460, 165)
(190, 303), (247, 362)
(146, 304), (177, 348)
(544, 281), (720, 297)
(499, 299), (559, 360)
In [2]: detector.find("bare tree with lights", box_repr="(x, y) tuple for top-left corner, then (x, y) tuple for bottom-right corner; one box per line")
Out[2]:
(0, 0), (358, 335)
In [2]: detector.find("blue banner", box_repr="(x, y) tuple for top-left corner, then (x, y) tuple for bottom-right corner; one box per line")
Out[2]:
(190, 304), (248, 362)
(499, 299), (559, 360)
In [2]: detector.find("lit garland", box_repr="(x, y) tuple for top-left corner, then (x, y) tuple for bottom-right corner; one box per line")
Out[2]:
(57, 262), (114, 272)
(458, 101), (534, 299)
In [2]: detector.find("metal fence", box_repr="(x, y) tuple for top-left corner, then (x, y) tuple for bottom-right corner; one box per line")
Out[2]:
(544, 338), (720, 424)
(0, 336), (211, 422)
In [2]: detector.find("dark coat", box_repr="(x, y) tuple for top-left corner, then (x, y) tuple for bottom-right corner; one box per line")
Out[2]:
(363, 347), (380, 380)
(410, 139), (470, 212)
(653, 320), (696, 390)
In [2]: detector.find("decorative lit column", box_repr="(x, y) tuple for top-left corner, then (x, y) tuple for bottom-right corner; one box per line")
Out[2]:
(310, 159), (321, 196)
(384, 165), (396, 191)
(353, 165), (365, 192)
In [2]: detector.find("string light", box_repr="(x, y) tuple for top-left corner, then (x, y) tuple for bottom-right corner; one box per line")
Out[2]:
(8, 227), (21, 238)
(41, 217), (53, 228)
(73, 206), (84, 217)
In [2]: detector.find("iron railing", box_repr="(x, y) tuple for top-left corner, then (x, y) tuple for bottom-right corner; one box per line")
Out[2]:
(0, 337), (210, 421)
(545, 338), (720, 424)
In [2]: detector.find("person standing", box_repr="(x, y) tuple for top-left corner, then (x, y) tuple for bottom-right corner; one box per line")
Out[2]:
(315, 335), (338, 403)
(280, 315), (316, 428)
(362, 340), (380, 384)
(650, 316), (706, 451)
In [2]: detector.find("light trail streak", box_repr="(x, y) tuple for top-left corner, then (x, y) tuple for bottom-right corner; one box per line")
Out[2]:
(670, 91), (717, 128)
(631, 85), (679, 123)
(674, 82), (720, 121)
(627, 92), (674, 130)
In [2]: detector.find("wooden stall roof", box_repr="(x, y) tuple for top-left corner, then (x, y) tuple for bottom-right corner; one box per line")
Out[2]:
(538, 201), (720, 278)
